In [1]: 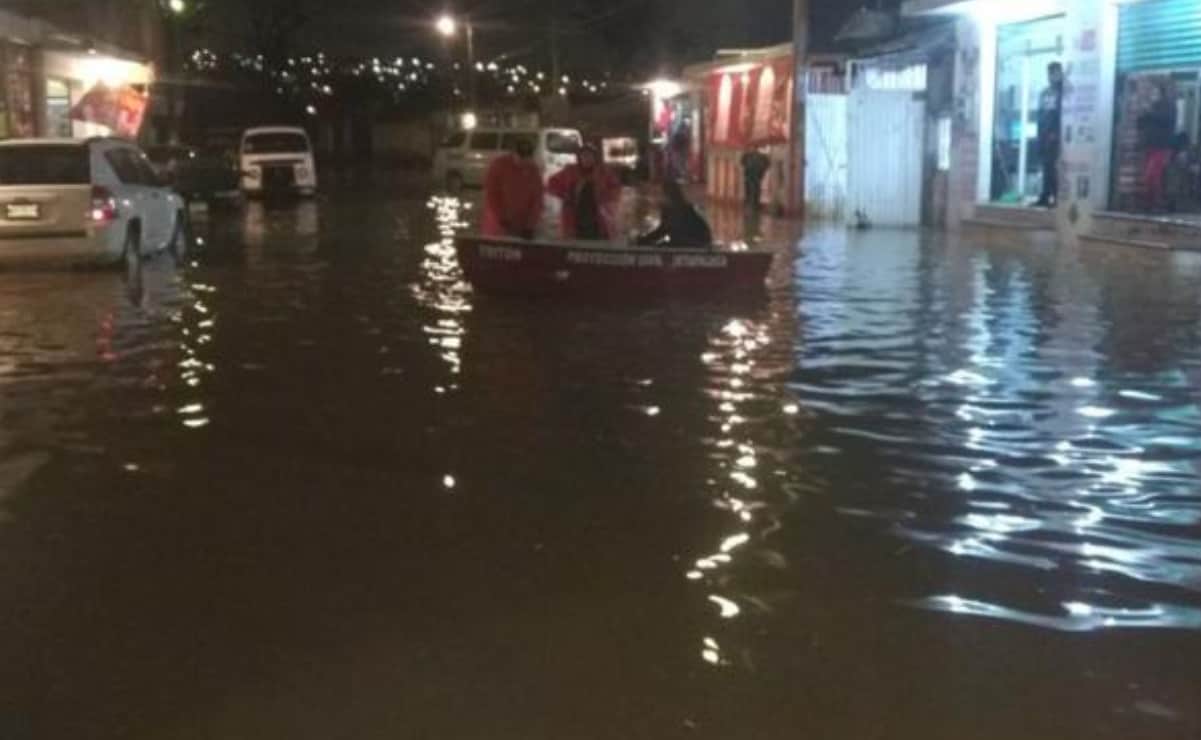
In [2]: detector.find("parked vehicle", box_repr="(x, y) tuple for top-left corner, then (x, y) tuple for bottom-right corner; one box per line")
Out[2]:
(0, 137), (187, 268)
(603, 137), (640, 184)
(239, 126), (317, 198)
(146, 142), (240, 204)
(433, 127), (583, 190)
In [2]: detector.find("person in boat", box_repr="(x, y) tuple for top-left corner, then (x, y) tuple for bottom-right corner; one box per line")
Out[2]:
(636, 179), (714, 248)
(547, 144), (621, 240)
(481, 134), (544, 239)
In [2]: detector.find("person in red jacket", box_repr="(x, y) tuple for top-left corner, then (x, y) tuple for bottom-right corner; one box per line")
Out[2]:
(482, 136), (544, 239)
(547, 145), (621, 240)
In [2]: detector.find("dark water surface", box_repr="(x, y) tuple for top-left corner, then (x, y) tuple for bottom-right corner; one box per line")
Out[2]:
(0, 177), (1198, 739)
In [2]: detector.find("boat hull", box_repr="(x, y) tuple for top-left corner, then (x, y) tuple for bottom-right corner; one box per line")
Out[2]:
(454, 236), (773, 297)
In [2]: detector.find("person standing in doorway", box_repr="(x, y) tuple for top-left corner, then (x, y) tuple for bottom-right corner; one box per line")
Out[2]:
(1139, 81), (1177, 213)
(741, 147), (771, 212)
(1034, 62), (1064, 208)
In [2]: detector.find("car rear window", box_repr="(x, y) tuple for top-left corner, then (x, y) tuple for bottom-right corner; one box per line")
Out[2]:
(546, 131), (581, 154)
(243, 132), (310, 154)
(0, 145), (89, 185)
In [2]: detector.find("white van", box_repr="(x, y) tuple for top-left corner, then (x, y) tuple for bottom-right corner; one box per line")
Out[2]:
(240, 126), (317, 197)
(432, 127), (582, 189)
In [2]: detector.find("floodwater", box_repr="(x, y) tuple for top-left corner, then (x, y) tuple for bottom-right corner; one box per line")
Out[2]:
(0, 174), (1199, 739)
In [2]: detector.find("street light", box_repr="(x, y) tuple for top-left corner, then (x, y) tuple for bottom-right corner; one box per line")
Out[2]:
(167, 0), (186, 14)
(434, 13), (476, 112)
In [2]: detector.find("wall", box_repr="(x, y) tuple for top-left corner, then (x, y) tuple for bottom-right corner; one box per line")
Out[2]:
(948, 16), (982, 229)
(372, 120), (436, 164)
(805, 93), (847, 219)
(1058, 0), (1118, 238)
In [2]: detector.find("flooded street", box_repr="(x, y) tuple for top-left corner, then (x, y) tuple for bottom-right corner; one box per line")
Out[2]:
(0, 173), (1199, 739)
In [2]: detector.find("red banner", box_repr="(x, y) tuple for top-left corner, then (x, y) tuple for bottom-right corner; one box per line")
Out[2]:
(707, 56), (793, 148)
(70, 84), (148, 138)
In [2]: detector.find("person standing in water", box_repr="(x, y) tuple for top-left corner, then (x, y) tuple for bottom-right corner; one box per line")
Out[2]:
(547, 144), (621, 240)
(741, 147), (771, 212)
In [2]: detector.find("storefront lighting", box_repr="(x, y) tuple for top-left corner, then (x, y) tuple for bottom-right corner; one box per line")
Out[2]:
(77, 56), (145, 88)
(643, 79), (683, 99)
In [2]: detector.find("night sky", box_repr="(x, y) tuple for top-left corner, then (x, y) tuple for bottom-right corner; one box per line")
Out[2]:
(284, 0), (851, 74)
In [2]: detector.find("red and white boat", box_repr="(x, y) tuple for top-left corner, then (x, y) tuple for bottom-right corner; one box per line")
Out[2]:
(453, 235), (774, 296)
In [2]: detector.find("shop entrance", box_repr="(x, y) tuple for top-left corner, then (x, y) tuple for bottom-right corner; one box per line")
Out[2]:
(1110, 0), (1201, 217)
(989, 15), (1065, 205)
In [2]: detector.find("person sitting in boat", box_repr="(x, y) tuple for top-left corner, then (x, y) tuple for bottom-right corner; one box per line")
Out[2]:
(636, 180), (714, 248)
(482, 134), (544, 239)
(547, 144), (621, 240)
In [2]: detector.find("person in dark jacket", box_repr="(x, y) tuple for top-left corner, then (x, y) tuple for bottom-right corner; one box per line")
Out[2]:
(741, 147), (771, 211)
(1139, 81), (1177, 212)
(1034, 62), (1064, 208)
(637, 180), (714, 248)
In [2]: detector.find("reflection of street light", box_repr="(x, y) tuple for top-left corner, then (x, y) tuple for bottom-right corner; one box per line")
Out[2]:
(434, 13), (476, 109)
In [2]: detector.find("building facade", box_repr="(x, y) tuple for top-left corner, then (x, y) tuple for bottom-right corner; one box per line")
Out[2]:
(0, 2), (158, 141)
(906, 0), (1201, 247)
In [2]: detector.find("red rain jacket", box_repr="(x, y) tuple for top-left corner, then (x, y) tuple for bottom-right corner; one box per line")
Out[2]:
(546, 164), (621, 240)
(482, 154), (544, 238)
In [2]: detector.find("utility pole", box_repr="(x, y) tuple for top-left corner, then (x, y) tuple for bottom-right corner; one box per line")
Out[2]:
(549, 1), (561, 85)
(466, 21), (476, 110)
(791, 0), (808, 218)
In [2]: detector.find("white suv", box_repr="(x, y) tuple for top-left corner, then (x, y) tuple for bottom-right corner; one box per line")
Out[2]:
(0, 137), (186, 267)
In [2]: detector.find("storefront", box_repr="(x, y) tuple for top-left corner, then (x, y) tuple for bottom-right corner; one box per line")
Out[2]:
(682, 45), (798, 212)
(988, 14), (1065, 205)
(0, 9), (153, 142)
(1108, 0), (1201, 217)
(41, 48), (153, 139)
(0, 41), (36, 140)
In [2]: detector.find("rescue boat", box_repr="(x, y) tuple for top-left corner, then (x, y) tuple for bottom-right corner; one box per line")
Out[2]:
(453, 235), (774, 296)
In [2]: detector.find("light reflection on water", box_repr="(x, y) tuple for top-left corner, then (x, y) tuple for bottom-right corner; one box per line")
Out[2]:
(785, 230), (1201, 632)
(2, 187), (1201, 736)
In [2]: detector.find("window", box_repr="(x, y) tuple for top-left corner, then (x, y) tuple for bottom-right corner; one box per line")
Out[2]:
(133, 151), (162, 186)
(243, 132), (310, 154)
(0, 145), (89, 184)
(469, 132), (500, 151)
(105, 149), (142, 184)
(545, 131), (581, 154)
(441, 132), (467, 148)
(45, 78), (71, 138)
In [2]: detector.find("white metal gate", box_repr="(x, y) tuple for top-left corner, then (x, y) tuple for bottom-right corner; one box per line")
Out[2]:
(805, 94), (848, 220)
(847, 89), (924, 227)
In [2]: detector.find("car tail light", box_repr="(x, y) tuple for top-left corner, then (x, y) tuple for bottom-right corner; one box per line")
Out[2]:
(89, 185), (118, 224)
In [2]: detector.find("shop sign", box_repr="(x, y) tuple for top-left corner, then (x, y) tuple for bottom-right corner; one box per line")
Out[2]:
(70, 84), (148, 138)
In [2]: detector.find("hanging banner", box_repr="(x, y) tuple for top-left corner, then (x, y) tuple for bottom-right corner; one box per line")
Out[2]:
(70, 84), (148, 138)
(708, 55), (794, 147)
